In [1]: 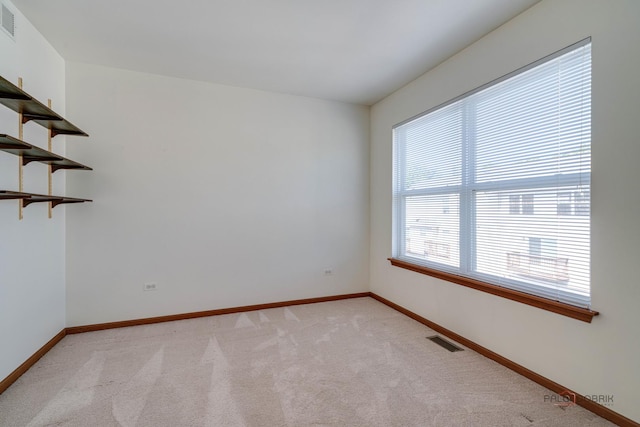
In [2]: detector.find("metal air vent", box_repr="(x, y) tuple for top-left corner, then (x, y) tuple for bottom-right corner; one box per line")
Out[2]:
(1, 3), (15, 39)
(427, 335), (464, 352)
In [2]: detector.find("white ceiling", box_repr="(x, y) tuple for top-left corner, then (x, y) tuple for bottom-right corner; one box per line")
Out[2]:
(12, 0), (539, 105)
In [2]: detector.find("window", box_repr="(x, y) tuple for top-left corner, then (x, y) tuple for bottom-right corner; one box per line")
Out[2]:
(509, 195), (521, 215)
(522, 194), (534, 215)
(557, 190), (590, 216)
(509, 194), (535, 215)
(557, 192), (573, 216)
(392, 39), (592, 310)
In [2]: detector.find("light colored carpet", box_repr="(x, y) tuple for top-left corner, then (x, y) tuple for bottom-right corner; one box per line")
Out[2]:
(0, 297), (613, 426)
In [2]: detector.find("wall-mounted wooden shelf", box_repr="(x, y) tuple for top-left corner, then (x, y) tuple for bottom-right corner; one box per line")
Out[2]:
(0, 190), (31, 200)
(0, 134), (92, 172)
(23, 194), (92, 208)
(0, 190), (91, 208)
(50, 196), (92, 208)
(1, 74), (92, 219)
(21, 193), (61, 206)
(0, 76), (88, 137)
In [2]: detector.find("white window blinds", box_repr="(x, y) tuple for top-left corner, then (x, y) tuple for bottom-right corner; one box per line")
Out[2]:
(393, 39), (592, 308)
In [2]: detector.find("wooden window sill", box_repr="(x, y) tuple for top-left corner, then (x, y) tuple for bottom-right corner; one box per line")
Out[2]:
(388, 258), (599, 323)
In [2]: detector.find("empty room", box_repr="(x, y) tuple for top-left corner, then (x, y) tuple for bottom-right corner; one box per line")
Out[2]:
(1, 0), (639, 425)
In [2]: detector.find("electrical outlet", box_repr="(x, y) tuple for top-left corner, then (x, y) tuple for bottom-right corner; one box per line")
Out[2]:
(323, 268), (333, 276)
(143, 282), (158, 291)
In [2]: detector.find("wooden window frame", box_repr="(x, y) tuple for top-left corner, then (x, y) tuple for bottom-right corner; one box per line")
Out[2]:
(388, 257), (598, 323)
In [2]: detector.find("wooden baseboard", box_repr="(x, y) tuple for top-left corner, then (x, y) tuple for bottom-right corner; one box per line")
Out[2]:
(0, 292), (370, 395)
(369, 292), (638, 427)
(66, 292), (371, 334)
(4, 292), (635, 426)
(0, 329), (66, 395)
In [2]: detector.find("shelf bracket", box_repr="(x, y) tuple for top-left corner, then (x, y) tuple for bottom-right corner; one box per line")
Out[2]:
(51, 199), (83, 208)
(22, 196), (62, 208)
(22, 112), (60, 123)
(47, 99), (53, 218)
(22, 155), (59, 166)
(17, 77), (23, 220)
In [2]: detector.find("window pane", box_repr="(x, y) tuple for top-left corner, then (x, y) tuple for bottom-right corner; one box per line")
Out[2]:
(404, 195), (460, 268)
(475, 44), (591, 183)
(401, 103), (462, 190)
(475, 188), (590, 299)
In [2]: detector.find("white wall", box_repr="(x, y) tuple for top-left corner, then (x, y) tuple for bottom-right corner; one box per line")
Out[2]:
(0, 1), (67, 381)
(64, 63), (370, 326)
(370, 0), (640, 422)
